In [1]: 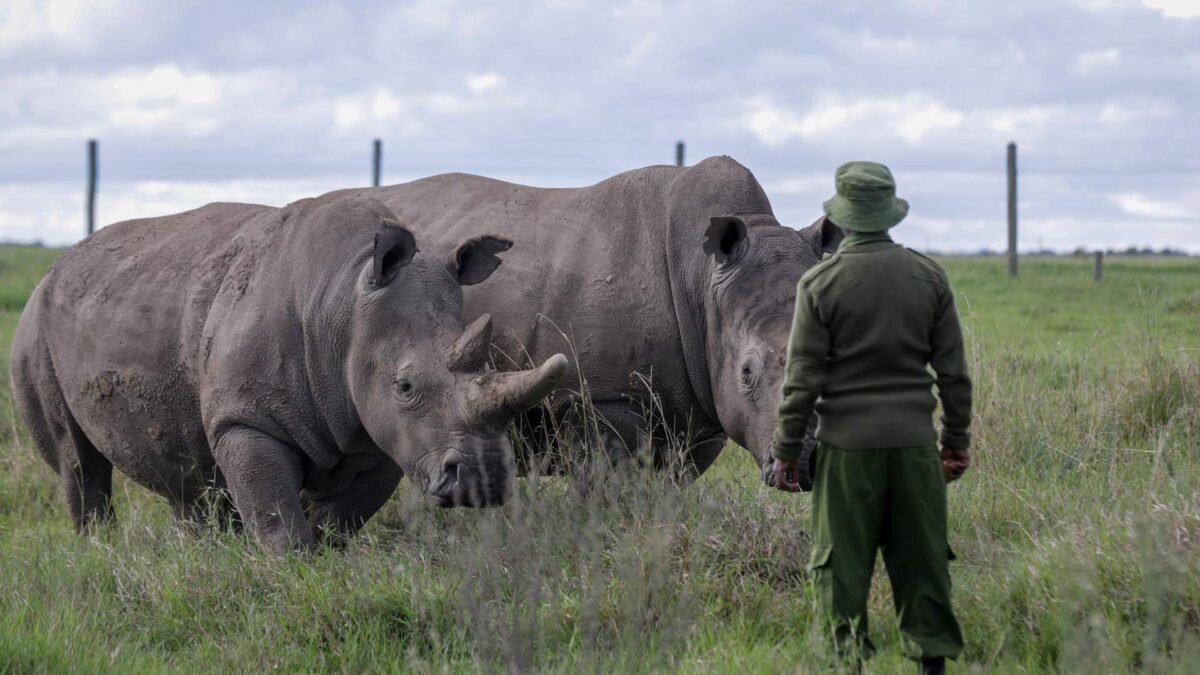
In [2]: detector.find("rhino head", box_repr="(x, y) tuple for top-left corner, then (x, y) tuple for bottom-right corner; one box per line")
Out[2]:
(345, 221), (567, 507)
(700, 212), (843, 484)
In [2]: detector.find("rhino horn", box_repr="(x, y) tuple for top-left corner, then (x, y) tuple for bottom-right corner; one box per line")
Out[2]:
(473, 353), (569, 423)
(447, 314), (494, 372)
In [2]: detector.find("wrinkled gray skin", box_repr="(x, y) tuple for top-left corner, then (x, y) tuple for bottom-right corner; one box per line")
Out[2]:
(10, 193), (567, 552)
(329, 156), (842, 484)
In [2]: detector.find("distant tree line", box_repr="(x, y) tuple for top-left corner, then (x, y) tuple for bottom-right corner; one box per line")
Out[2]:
(951, 247), (1195, 258)
(1072, 246), (1193, 257)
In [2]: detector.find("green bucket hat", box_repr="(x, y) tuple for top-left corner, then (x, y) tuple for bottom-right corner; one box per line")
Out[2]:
(822, 161), (909, 232)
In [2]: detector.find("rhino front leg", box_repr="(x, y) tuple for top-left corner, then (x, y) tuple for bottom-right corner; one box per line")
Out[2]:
(213, 426), (314, 553)
(589, 401), (726, 481)
(308, 456), (404, 546)
(671, 434), (727, 485)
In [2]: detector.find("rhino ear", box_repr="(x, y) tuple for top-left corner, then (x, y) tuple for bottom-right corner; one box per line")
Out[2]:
(798, 215), (843, 257)
(820, 216), (845, 254)
(372, 219), (418, 287)
(703, 216), (749, 266)
(449, 236), (512, 286)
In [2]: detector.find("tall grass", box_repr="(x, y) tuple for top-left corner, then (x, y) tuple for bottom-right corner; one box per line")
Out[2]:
(0, 249), (1198, 672)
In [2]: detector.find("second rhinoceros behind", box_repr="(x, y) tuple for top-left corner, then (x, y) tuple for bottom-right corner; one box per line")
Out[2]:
(336, 156), (840, 487)
(10, 194), (567, 553)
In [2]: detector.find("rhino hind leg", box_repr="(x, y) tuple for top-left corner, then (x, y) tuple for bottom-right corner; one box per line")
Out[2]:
(11, 341), (115, 531)
(60, 429), (115, 531)
(171, 482), (240, 532)
(37, 407), (114, 531)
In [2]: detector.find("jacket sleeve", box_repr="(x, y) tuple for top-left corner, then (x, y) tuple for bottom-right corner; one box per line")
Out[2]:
(771, 282), (831, 462)
(930, 280), (973, 450)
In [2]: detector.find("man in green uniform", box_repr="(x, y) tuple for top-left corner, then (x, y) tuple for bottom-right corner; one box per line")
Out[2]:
(770, 161), (972, 674)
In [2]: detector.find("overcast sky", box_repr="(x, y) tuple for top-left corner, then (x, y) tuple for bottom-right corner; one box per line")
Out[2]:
(2, 0), (1198, 251)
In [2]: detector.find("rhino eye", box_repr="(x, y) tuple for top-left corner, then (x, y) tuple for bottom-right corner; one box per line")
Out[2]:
(738, 351), (763, 393)
(394, 370), (420, 404)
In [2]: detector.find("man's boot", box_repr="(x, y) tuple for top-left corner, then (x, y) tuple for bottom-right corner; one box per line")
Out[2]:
(920, 656), (945, 674)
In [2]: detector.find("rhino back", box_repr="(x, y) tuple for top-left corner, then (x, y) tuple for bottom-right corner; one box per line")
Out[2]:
(25, 202), (274, 496)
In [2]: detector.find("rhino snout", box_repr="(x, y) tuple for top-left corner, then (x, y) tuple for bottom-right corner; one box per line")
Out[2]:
(429, 447), (513, 508)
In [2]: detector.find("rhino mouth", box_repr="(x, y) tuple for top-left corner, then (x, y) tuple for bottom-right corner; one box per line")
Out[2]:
(429, 450), (512, 508)
(758, 430), (818, 492)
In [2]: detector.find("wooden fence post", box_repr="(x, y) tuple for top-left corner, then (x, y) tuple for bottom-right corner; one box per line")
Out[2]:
(372, 139), (382, 187)
(86, 139), (98, 237)
(1093, 251), (1103, 282)
(1007, 141), (1018, 278)
(675, 141), (685, 167)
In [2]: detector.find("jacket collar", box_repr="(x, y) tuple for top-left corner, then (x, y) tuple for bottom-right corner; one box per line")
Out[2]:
(838, 230), (896, 251)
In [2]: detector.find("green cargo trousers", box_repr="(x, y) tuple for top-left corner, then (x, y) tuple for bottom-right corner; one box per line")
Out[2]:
(808, 443), (964, 661)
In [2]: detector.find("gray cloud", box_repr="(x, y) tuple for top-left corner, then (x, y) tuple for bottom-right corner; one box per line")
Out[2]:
(1, 0), (1197, 251)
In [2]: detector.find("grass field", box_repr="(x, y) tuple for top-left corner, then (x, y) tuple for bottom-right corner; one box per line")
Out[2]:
(1, 246), (1198, 673)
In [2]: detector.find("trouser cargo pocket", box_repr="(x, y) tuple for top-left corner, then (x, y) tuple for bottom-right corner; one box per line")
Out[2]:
(808, 544), (833, 572)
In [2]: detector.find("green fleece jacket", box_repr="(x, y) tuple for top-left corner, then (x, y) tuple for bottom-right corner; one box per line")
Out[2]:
(771, 231), (973, 461)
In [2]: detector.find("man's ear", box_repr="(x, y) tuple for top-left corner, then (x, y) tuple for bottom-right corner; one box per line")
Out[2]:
(372, 219), (418, 287)
(449, 235), (513, 286)
(821, 217), (845, 254)
(703, 216), (749, 265)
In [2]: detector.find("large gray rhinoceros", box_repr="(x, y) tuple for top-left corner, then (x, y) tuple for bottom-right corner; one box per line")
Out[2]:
(331, 156), (842, 484)
(10, 193), (567, 552)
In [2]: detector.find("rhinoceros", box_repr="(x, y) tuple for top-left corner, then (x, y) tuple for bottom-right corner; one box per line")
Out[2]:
(11, 194), (567, 552)
(328, 156), (842, 485)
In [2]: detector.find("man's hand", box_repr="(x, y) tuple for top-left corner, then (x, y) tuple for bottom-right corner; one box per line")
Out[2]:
(771, 458), (803, 492)
(941, 446), (970, 482)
